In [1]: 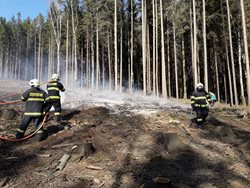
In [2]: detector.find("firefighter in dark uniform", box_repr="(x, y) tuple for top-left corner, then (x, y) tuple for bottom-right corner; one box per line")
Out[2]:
(16, 79), (50, 141)
(47, 73), (65, 123)
(190, 83), (212, 127)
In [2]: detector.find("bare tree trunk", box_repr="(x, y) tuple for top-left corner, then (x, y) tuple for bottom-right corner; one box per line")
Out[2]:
(214, 45), (220, 103)
(48, 36), (51, 81)
(167, 30), (171, 98)
(130, 0), (134, 94)
(224, 74), (228, 103)
(114, 0), (118, 91)
(70, 0), (78, 83)
(81, 45), (84, 87)
(147, 24), (151, 93)
(38, 25), (42, 81)
(202, 0), (208, 91)
(49, 1), (62, 74)
(226, 0), (238, 106)
(238, 31), (246, 105)
(142, 0), (147, 95)
(87, 30), (90, 88)
(34, 35), (37, 79)
(102, 46), (105, 89)
(0, 51), (2, 78)
(152, 0), (156, 95)
(240, 0), (250, 106)
(91, 28), (95, 89)
(190, 4), (194, 84)
(120, 24), (123, 93)
(108, 33), (112, 90)
(173, 20), (178, 98)
(155, 0), (159, 97)
(96, 13), (99, 89)
(192, 0), (198, 88)
(182, 36), (187, 99)
(66, 19), (69, 86)
(221, 0), (233, 106)
(160, 0), (166, 97)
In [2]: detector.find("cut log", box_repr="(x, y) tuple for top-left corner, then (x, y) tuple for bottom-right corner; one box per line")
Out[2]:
(56, 153), (71, 171)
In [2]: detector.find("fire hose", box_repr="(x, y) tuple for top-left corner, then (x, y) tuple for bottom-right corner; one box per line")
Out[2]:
(0, 80), (51, 105)
(0, 113), (48, 142)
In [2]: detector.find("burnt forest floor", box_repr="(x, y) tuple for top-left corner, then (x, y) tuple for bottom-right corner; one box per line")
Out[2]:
(0, 79), (250, 188)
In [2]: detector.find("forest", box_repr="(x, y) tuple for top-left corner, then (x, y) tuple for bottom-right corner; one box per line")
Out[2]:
(0, 0), (250, 106)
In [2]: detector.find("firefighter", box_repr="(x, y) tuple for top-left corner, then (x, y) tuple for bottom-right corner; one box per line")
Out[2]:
(16, 79), (50, 141)
(190, 83), (212, 127)
(47, 73), (65, 123)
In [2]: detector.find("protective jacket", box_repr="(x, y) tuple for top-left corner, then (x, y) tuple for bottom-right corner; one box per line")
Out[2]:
(21, 87), (50, 117)
(191, 90), (211, 109)
(47, 80), (65, 99)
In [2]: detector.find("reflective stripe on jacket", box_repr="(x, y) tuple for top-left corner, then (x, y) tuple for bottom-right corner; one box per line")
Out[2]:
(21, 87), (49, 117)
(190, 90), (211, 109)
(47, 80), (65, 100)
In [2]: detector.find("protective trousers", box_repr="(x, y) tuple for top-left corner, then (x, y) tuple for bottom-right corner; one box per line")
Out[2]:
(50, 99), (62, 122)
(16, 116), (43, 139)
(196, 108), (208, 125)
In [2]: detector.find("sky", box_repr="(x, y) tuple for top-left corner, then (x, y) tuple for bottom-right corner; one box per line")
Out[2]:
(0, 0), (49, 21)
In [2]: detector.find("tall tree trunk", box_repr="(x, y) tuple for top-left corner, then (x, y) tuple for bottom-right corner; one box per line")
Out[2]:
(70, 0), (78, 83)
(38, 26), (42, 81)
(240, 0), (250, 106)
(155, 0), (159, 97)
(167, 30), (171, 97)
(108, 33), (112, 90)
(130, 0), (134, 94)
(214, 44), (220, 103)
(226, 0), (238, 106)
(34, 35), (37, 80)
(182, 36), (187, 99)
(120, 24), (123, 93)
(87, 30), (90, 88)
(147, 24), (151, 93)
(192, 0), (198, 88)
(96, 13), (99, 89)
(173, 20), (178, 98)
(66, 19), (69, 86)
(91, 28), (95, 89)
(102, 46), (105, 89)
(221, 0), (233, 106)
(152, 0), (156, 95)
(190, 4), (194, 85)
(160, 0), (166, 97)
(238, 31), (246, 105)
(114, 0), (118, 91)
(202, 0), (208, 91)
(142, 0), (147, 95)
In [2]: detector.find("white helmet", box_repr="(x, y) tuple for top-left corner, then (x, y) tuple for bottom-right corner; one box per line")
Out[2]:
(52, 73), (59, 80)
(196, 82), (204, 89)
(29, 79), (40, 87)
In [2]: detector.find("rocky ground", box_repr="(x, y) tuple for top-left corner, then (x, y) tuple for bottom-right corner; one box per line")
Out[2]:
(0, 79), (250, 188)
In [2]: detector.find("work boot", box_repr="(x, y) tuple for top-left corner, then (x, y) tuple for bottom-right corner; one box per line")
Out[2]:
(36, 130), (44, 142)
(55, 116), (61, 123)
(16, 132), (24, 139)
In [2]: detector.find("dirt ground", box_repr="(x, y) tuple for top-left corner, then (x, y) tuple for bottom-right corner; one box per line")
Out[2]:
(0, 79), (250, 188)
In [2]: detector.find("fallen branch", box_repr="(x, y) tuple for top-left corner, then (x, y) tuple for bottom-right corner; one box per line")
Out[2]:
(86, 165), (103, 170)
(56, 153), (71, 171)
(52, 143), (77, 148)
(36, 154), (51, 158)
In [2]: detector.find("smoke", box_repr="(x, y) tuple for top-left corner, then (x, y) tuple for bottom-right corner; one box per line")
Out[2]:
(63, 86), (190, 115)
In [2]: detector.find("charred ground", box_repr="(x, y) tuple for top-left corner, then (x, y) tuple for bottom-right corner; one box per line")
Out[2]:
(0, 80), (250, 188)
